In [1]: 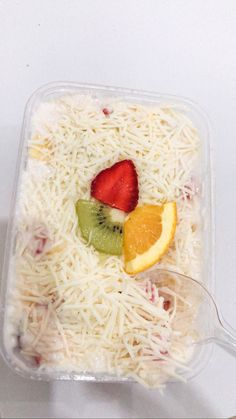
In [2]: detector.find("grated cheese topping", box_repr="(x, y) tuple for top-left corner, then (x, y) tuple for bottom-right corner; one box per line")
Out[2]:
(5, 95), (203, 388)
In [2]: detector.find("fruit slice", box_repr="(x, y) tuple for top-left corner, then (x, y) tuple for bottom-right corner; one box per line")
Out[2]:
(91, 160), (139, 212)
(124, 202), (177, 274)
(76, 200), (124, 255)
(29, 138), (53, 161)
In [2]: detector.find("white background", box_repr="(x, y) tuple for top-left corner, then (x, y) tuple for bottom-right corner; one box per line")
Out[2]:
(0, 0), (236, 417)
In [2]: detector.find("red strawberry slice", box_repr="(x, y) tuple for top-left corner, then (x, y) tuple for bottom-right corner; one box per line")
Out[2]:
(91, 160), (139, 212)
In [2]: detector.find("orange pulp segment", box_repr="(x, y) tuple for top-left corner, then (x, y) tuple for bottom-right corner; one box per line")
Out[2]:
(124, 202), (177, 274)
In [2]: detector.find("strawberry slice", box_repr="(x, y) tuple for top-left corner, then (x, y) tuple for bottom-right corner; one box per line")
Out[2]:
(91, 160), (139, 212)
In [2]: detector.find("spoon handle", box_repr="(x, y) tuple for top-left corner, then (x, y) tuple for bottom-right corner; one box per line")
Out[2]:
(214, 322), (236, 356)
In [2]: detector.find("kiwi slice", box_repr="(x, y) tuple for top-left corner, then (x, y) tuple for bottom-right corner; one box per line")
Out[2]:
(76, 200), (123, 255)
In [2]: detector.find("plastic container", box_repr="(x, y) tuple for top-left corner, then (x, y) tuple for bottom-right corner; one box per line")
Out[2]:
(0, 82), (214, 382)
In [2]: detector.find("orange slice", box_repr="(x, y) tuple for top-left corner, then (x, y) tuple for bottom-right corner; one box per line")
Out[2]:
(124, 202), (177, 274)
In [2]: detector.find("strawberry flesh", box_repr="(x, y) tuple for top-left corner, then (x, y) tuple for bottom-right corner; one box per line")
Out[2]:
(91, 160), (139, 212)
(163, 300), (171, 311)
(102, 107), (112, 116)
(34, 355), (42, 366)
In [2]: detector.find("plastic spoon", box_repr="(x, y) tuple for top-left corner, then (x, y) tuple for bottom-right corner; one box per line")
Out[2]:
(145, 268), (236, 356)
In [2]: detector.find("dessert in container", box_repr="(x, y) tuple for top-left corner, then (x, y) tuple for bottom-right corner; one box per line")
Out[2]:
(0, 82), (214, 384)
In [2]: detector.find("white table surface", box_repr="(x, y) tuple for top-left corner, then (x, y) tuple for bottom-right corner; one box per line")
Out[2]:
(0, 0), (236, 417)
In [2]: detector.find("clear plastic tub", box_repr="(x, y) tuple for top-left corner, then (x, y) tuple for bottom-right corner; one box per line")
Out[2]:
(0, 82), (214, 383)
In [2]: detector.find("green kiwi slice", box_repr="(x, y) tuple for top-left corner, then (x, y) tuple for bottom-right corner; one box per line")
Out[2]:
(76, 200), (123, 255)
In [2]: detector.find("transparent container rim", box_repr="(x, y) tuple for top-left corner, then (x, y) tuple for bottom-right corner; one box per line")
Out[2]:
(0, 81), (215, 383)
(26, 80), (213, 131)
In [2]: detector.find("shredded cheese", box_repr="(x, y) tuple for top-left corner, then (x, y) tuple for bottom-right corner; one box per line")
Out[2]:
(5, 94), (203, 388)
